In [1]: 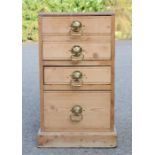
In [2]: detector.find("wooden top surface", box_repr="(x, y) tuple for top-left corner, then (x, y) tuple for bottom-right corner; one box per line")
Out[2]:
(39, 12), (115, 17)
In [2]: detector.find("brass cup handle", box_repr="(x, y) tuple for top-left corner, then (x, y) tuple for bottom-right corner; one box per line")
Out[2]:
(71, 70), (83, 80)
(70, 21), (83, 36)
(70, 71), (83, 87)
(71, 21), (82, 32)
(70, 105), (83, 122)
(70, 45), (84, 62)
(71, 45), (82, 56)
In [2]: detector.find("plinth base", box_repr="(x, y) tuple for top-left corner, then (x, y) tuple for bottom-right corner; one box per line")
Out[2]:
(37, 128), (117, 147)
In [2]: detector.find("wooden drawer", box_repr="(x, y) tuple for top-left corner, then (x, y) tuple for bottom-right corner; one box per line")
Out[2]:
(43, 91), (111, 131)
(43, 42), (111, 60)
(44, 66), (111, 90)
(40, 16), (111, 35)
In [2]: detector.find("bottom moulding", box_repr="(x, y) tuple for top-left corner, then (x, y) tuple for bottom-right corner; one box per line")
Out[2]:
(37, 128), (117, 148)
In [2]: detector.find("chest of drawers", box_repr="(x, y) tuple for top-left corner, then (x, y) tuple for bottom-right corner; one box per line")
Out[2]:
(37, 12), (117, 147)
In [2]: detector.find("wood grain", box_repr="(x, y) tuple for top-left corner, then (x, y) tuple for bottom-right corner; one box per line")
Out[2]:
(38, 128), (117, 147)
(43, 60), (112, 66)
(41, 16), (111, 34)
(110, 15), (115, 129)
(38, 13), (117, 147)
(43, 84), (111, 91)
(38, 16), (45, 131)
(44, 66), (111, 85)
(43, 42), (111, 60)
(43, 91), (111, 131)
(42, 35), (111, 43)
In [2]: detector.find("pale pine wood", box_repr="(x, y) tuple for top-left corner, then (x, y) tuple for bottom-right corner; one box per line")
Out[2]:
(43, 42), (111, 60)
(38, 17), (45, 131)
(44, 66), (111, 85)
(110, 15), (115, 129)
(43, 91), (111, 131)
(42, 35), (111, 43)
(43, 60), (112, 66)
(38, 13), (117, 147)
(43, 84), (111, 91)
(40, 16), (111, 34)
(38, 128), (117, 147)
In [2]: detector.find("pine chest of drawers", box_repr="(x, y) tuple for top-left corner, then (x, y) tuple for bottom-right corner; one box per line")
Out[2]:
(37, 12), (117, 147)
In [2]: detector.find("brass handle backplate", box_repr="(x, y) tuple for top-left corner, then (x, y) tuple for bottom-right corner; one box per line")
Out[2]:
(70, 105), (83, 122)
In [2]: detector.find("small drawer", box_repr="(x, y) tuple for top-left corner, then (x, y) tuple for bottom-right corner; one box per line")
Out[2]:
(44, 91), (112, 131)
(42, 42), (111, 61)
(40, 16), (111, 35)
(44, 66), (111, 90)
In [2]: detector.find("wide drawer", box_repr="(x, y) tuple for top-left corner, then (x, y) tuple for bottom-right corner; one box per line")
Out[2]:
(43, 42), (111, 60)
(44, 66), (111, 90)
(44, 91), (111, 131)
(40, 16), (111, 34)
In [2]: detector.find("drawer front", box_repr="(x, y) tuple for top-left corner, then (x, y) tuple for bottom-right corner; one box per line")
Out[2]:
(43, 42), (111, 60)
(44, 91), (111, 131)
(41, 16), (111, 34)
(44, 66), (111, 88)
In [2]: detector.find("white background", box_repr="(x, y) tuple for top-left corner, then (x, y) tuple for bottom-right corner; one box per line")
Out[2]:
(0, 0), (155, 154)
(133, 0), (155, 154)
(0, 0), (21, 155)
